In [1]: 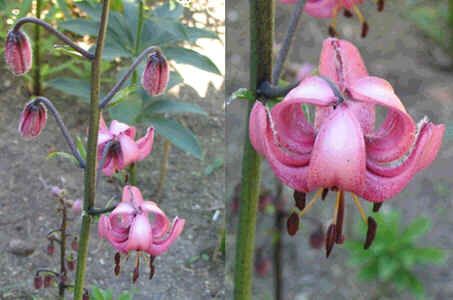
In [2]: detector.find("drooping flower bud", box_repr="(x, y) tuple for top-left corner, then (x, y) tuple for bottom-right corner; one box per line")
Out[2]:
(67, 255), (75, 271)
(141, 51), (169, 96)
(43, 275), (53, 288)
(71, 236), (79, 251)
(50, 186), (64, 198)
(47, 240), (55, 256)
(5, 30), (32, 76)
(18, 100), (47, 139)
(33, 275), (43, 289)
(72, 199), (82, 215)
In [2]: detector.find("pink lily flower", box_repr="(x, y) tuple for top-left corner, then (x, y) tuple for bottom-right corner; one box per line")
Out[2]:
(98, 185), (185, 279)
(18, 100), (47, 139)
(249, 38), (444, 254)
(97, 116), (154, 176)
(280, 0), (385, 38)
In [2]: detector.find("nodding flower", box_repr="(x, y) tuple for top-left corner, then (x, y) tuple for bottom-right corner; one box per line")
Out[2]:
(141, 51), (169, 96)
(98, 185), (185, 280)
(18, 100), (47, 139)
(281, 0), (385, 38)
(5, 30), (32, 75)
(249, 38), (444, 257)
(97, 115), (154, 176)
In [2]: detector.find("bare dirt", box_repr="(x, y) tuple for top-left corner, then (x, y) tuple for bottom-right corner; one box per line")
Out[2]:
(226, 0), (453, 299)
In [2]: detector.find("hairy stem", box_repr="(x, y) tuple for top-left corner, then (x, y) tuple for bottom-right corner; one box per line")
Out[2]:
(99, 46), (160, 109)
(33, 0), (42, 96)
(131, 0), (145, 85)
(34, 97), (85, 168)
(233, 0), (274, 299)
(155, 139), (171, 199)
(13, 17), (94, 60)
(272, 0), (306, 84)
(73, 1), (111, 298)
(58, 199), (67, 299)
(273, 183), (284, 300)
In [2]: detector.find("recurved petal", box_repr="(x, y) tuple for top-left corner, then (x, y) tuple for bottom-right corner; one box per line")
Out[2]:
(304, 0), (338, 19)
(307, 106), (366, 192)
(109, 120), (136, 138)
(98, 215), (111, 239)
(118, 133), (140, 168)
(140, 200), (170, 239)
(126, 213), (152, 252)
(146, 218), (185, 256)
(109, 202), (135, 228)
(360, 121), (444, 202)
(349, 76), (417, 163)
(122, 185), (145, 205)
(136, 127), (155, 161)
(319, 38), (368, 88)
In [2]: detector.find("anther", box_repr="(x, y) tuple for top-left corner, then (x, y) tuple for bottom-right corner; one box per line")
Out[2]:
(328, 25), (337, 37)
(321, 188), (329, 200)
(325, 224), (337, 258)
(132, 255), (140, 283)
(343, 10), (353, 18)
(293, 190), (306, 210)
(361, 22), (369, 38)
(364, 216), (377, 249)
(287, 212), (300, 236)
(372, 202), (382, 212)
(377, 0), (384, 12)
(149, 255), (156, 280)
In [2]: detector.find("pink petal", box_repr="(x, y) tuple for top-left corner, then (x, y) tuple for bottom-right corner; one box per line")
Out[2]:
(126, 213), (152, 252)
(146, 218), (185, 256)
(304, 0), (338, 19)
(136, 127), (155, 161)
(249, 101), (310, 191)
(109, 202), (135, 229)
(109, 120), (136, 138)
(349, 76), (417, 163)
(98, 215), (111, 239)
(307, 106), (366, 192)
(117, 134), (140, 168)
(359, 122), (445, 202)
(122, 185), (145, 205)
(101, 156), (116, 176)
(140, 200), (170, 239)
(99, 114), (108, 132)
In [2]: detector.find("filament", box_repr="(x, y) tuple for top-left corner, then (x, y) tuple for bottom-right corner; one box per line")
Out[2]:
(298, 189), (323, 218)
(351, 193), (368, 225)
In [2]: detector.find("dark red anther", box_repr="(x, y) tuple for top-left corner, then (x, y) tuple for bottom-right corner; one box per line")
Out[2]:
(114, 264), (121, 276)
(132, 266), (139, 283)
(377, 0), (384, 12)
(33, 275), (43, 289)
(71, 237), (78, 251)
(293, 190), (306, 210)
(343, 10), (353, 18)
(328, 25), (337, 37)
(361, 22), (369, 38)
(114, 252), (121, 265)
(149, 255), (156, 280)
(373, 202), (383, 213)
(321, 188), (329, 200)
(364, 216), (377, 249)
(43, 275), (53, 288)
(325, 224), (336, 258)
(335, 191), (345, 244)
(286, 212), (300, 236)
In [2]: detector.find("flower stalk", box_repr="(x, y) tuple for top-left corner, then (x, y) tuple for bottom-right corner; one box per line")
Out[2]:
(233, 0), (274, 299)
(57, 197), (68, 299)
(73, 0), (111, 298)
(33, 0), (42, 96)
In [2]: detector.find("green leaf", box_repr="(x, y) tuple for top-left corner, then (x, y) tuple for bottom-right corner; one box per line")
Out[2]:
(183, 25), (219, 42)
(150, 118), (202, 159)
(146, 99), (207, 115)
(76, 136), (87, 160)
(204, 157), (224, 176)
(100, 288), (113, 300)
(168, 71), (184, 90)
(91, 287), (104, 300)
(357, 261), (378, 282)
(411, 247), (446, 264)
(47, 78), (91, 102)
(47, 152), (79, 166)
(18, 0), (33, 19)
(401, 218), (431, 242)
(152, 1), (184, 19)
(56, 0), (72, 18)
(229, 88), (255, 104)
(118, 291), (133, 300)
(108, 96), (143, 124)
(378, 256), (399, 281)
(59, 19), (100, 36)
(164, 46), (221, 75)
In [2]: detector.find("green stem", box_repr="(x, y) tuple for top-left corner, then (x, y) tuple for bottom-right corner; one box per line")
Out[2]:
(449, 0), (453, 54)
(129, 163), (137, 186)
(73, 1), (111, 299)
(58, 199), (67, 299)
(131, 0), (144, 85)
(33, 0), (42, 96)
(233, 0), (274, 299)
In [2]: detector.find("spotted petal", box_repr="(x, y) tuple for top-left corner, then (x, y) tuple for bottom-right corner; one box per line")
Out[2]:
(146, 218), (185, 256)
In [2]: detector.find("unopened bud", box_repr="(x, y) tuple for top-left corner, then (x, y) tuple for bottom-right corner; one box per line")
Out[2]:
(286, 212), (300, 236)
(47, 240), (55, 256)
(43, 275), (53, 288)
(67, 256), (75, 271)
(34, 275), (43, 289)
(50, 186), (64, 198)
(141, 51), (169, 96)
(72, 199), (82, 215)
(18, 100), (47, 139)
(71, 237), (79, 251)
(5, 30), (32, 75)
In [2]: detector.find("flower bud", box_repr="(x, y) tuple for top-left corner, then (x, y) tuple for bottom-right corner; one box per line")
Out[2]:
(72, 199), (82, 215)
(47, 240), (55, 256)
(71, 237), (79, 251)
(67, 255), (75, 271)
(43, 275), (53, 288)
(141, 51), (169, 96)
(51, 186), (64, 198)
(18, 100), (47, 139)
(33, 275), (43, 289)
(5, 30), (32, 76)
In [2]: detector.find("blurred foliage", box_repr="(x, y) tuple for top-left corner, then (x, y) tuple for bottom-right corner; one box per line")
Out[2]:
(345, 210), (446, 299)
(89, 286), (137, 300)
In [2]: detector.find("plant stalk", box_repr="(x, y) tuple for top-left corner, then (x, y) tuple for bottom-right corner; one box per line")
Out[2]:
(73, 1), (111, 299)
(233, 0), (274, 299)
(58, 199), (67, 299)
(33, 0), (42, 96)
(273, 183), (284, 300)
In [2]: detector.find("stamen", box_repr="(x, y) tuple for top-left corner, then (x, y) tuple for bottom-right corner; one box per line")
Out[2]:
(321, 188), (329, 200)
(293, 190), (306, 210)
(343, 9), (353, 18)
(372, 202), (383, 212)
(352, 5), (369, 38)
(351, 193), (368, 225)
(328, 5), (341, 37)
(325, 224), (336, 258)
(149, 255), (155, 280)
(286, 212), (300, 236)
(377, 0), (385, 12)
(335, 191), (345, 244)
(298, 189), (323, 218)
(364, 216), (377, 249)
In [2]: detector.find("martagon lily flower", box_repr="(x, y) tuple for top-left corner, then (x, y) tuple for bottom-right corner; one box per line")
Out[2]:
(249, 38), (444, 256)
(98, 185), (185, 281)
(97, 116), (154, 176)
(18, 99), (47, 139)
(280, 0), (385, 38)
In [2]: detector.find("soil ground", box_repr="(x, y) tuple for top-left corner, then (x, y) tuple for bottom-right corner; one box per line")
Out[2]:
(226, 0), (453, 299)
(0, 5), (225, 300)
